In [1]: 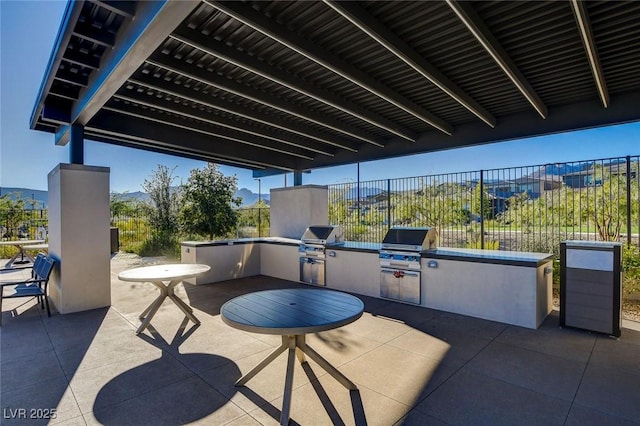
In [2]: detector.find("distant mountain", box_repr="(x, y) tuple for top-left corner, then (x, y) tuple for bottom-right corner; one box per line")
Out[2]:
(2, 187), (268, 208)
(540, 163), (593, 176)
(234, 188), (270, 206)
(537, 159), (628, 178)
(344, 186), (384, 200)
(112, 191), (150, 202)
(1, 188), (48, 208)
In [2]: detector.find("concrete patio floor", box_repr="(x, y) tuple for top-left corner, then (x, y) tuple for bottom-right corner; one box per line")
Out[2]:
(1, 253), (640, 425)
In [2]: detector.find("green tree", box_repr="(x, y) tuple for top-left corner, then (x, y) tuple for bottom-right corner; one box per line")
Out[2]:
(142, 165), (181, 235)
(0, 193), (26, 239)
(470, 182), (494, 221)
(393, 182), (468, 234)
(579, 168), (628, 241)
(138, 165), (181, 258)
(328, 189), (351, 225)
(110, 193), (142, 222)
(179, 163), (241, 240)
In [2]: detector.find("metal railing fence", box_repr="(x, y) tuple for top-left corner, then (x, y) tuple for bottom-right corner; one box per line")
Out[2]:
(0, 209), (48, 240)
(328, 155), (640, 255)
(235, 207), (270, 238)
(3, 155), (639, 256)
(110, 214), (153, 250)
(0, 207), (271, 250)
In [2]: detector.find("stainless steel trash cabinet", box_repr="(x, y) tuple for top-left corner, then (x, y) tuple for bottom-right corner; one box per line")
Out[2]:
(560, 241), (622, 337)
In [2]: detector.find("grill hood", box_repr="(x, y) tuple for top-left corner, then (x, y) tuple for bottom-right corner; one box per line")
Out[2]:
(301, 225), (344, 245)
(381, 227), (438, 251)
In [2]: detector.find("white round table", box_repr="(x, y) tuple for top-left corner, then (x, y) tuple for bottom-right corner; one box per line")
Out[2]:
(118, 263), (210, 334)
(0, 239), (45, 267)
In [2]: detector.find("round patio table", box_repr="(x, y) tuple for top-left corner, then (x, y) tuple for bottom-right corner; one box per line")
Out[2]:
(118, 263), (210, 334)
(221, 288), (364, 425)
(0, 239), (45, 267)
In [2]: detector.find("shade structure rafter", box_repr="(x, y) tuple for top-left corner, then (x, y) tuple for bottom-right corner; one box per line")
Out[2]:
(206, 0), (454, 136)
(144, 53), (382, 148)
(446, 0), (548, 119)
(101, 101), (317, 161)
(113, 88), (336, 157)
(169, 27), (417, 143)
(29, 0), (640, 178)
(323, 0), (495, 129)
(126, 74), (359, 153)
(88, 109), (301, 171)
(570, 0), (609, 108)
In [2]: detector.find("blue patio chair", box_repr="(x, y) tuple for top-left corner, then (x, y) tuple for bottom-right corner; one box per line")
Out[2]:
(0, 253), (55, 325)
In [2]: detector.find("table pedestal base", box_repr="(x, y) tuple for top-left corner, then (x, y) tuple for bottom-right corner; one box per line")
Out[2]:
(235, 334), (357, 425)
(4, 250), (36, 268)
(136, 279), (199, 334)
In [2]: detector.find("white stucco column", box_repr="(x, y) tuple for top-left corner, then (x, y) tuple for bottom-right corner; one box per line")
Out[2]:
(269, 185), (328, 239)
(47, 164), (111, 314)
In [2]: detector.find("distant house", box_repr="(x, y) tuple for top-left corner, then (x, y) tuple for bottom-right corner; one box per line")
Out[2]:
(561, 169), (598, 188)
(481, 173), (563, 214)
(560, 161), (638, 189)
(514, 174), (563, 196)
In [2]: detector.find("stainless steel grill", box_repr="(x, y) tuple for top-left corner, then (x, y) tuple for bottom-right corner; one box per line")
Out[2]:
(299, 225), (344, 286)
(379, 227), (437, 304)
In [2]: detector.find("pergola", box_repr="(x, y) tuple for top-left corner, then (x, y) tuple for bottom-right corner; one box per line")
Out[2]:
(31, 0), (640, 181)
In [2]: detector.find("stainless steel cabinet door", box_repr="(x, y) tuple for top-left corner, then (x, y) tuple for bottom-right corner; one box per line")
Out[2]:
(380, 268), (420, 304)
(300, 257), (326, 286)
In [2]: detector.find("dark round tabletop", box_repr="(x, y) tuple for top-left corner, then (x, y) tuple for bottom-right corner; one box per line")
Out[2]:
(220, 288), (364, 335)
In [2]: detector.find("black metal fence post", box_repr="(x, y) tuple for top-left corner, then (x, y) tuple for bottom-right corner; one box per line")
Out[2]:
(627, 156), (632, 247)
(387, 179), (391, 232)
(480, 169), (485, 249)
(357, 163), (361, 224)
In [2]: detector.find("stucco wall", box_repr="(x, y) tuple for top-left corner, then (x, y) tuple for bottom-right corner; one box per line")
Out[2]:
(48, 164), (111, 314)
(269, 185), (328, 239)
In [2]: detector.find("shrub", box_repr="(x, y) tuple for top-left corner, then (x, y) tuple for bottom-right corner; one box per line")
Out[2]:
(465, 240), (499, 250)
(623, 245), (640, 295)
(138, 232), (181, 260)
(552, 260), (560, 289)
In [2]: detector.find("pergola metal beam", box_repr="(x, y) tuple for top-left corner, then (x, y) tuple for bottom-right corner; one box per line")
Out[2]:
(297, 89), (640, 171)
(207, 0), (453, 136)
(446, 0), (548, 119)
(128, 74), (358, 152)
(172, 28), (416, 143)
(48, 90), (78, 102)
(62, 51), (100, 70)
(146, 53), (381, 148)
(31, 1), (640, 177)
(88, 109), (298, 170)
(103, 101), (316, 160)
(324, 0), (495, 128)
(30, 0), (84, 129)
(113, 90), (335, 157)
(54, 71), (88, 87)
(85, 131), (269, 170)
(55, 0), (200, 146)
(42, 98), (72, 124)
(89, 0), (135, 19)
(570, 0), (609, 108)
(72, 22), (116, 48)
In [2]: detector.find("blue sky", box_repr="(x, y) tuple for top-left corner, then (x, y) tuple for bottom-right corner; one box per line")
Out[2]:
(1, 1), (639, 195)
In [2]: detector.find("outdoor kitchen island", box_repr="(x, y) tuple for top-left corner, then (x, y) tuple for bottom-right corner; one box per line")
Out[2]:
(181, 239), (554, 329)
